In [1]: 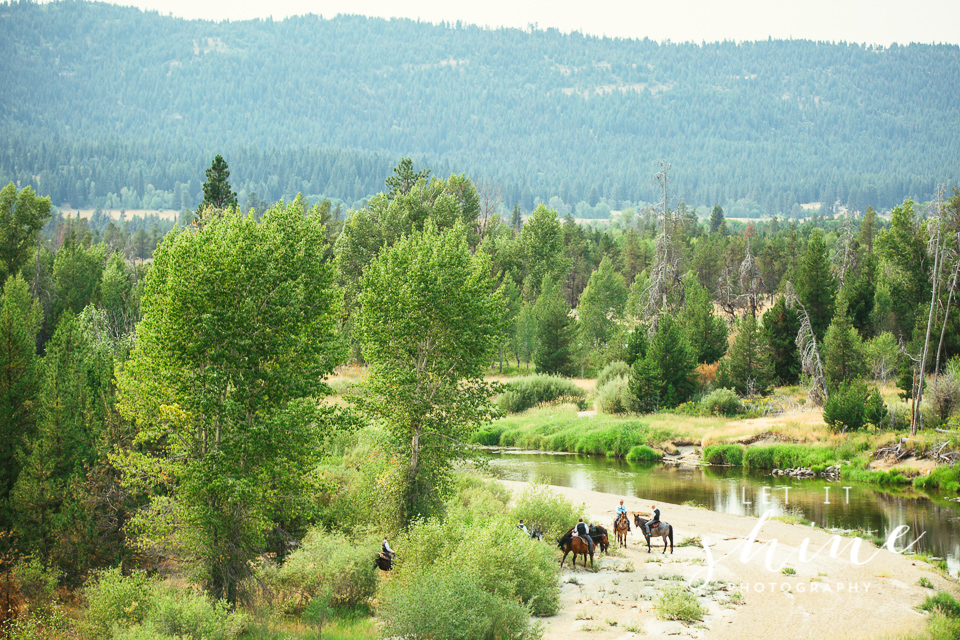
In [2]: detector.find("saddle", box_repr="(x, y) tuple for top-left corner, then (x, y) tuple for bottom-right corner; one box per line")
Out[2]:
(648, 521), (661, 532)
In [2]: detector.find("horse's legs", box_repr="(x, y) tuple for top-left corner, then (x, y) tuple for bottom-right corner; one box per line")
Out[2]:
(560, 549), (569, 568)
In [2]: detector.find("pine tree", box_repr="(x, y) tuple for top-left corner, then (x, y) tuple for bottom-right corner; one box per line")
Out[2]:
(823, 296), (866, 389)
(678, 274), (728, 364)
(717, 313), (774, 396)
(795, 229), (836, 341)
(761, 295), (801, 385)
(533, 276), (575, 377)
(0, 275), (42, 529)
(629, 314), (696, 411)
(199, 155), (237, 211)
(709, 205), (724, 234)
(511, 204), (522, 232)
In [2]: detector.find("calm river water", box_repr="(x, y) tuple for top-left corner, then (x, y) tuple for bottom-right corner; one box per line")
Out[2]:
(483, 449), (960, 576)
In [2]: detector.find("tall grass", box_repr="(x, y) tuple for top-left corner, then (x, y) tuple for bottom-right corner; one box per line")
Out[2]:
(496, 374), (587, 414)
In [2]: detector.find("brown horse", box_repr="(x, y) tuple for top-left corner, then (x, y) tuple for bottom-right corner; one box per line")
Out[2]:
(614, 513), (630, 547)
(557, 531), (594, 569)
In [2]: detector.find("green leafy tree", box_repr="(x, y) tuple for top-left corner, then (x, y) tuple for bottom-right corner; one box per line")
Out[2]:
(577, 257), (628, 368)
(533, 276), (576, 377)
(795, 229), (836, 341)
(875, 199), (929, 339)
(116, 202), (343, 603)
(198, 155), (237, 211)
(823, 296), (866, 389)
(717, 313), (774, 396)
(520, 205), (565, 300)
(630, 315), (696, 411)
(0, 275), (42, 528)
(761, 295), (801, 385)
(52, 235), (105, 327)
(355, 221), (505, 524)
(678, 274), (728, 364)
(0, 183), (51, 284)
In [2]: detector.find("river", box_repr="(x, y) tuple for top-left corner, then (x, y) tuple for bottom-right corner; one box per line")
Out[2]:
(483, 449), (960, 576)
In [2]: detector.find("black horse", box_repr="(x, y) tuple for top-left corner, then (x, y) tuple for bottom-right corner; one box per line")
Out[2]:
(634, 515), (674, 554)
(375, 553), (393, 571)
(589, 525), (609, 553)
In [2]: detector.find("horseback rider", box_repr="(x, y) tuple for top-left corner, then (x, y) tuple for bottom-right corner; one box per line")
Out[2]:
(381, 534), (396, 560)
(518, 519), (530, 536)
(645, 504), (661, 536)
(574, 517), (594, 554)
(616, 499), (631, 531)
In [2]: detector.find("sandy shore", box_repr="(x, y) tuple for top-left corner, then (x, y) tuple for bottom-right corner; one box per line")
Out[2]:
(501, 480), (953, 640)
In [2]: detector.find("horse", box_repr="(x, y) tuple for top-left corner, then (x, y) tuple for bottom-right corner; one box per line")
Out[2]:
(557, 531), (595, 570)
(614, 512), (630, 547)
(634, 515), (674, 554)
(589, 525), (609, 553)
(375, 553), (393, 571)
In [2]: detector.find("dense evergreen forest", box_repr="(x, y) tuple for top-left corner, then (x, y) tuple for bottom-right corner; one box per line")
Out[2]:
(1, 1), (958, 216)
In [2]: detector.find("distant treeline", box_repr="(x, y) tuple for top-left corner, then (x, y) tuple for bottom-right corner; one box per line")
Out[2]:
(1, 1), (958, 214)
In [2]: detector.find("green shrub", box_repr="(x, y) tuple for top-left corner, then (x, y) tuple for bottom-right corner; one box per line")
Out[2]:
(823, 380), (871, 431)
(82, 568), (155, 638)
(267, 529), (379, 614)
(595, 376), (636, 414)
(510, 483), (584, 543)
(625, 445), (661, 462)
(497, 374), (587, 414)
(701, 388), (743, 416)
(703, 444), (745, 466)
(654, 583), (706, 622)
(378, 568), (541, 640)
(122, 586), (245, 640)
(914, 464), (960, 493)
(864, 387), (888, 427)
(13, 558), (60, 615)
(597, 361), (631, 389)
(918, 591), (960, 618)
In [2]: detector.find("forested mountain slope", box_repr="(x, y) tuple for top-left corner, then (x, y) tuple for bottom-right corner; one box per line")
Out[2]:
(1, 1), (958, 213)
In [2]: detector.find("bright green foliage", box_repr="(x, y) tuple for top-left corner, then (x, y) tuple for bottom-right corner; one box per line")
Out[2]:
(0, 183), (51, 284)
(630, 315), (697, 411)
(12, 312), (110, 563)
(510, 484), (584, 543)
(0, 275), (42, 528)
(823, 380), (873, 431)
(116, 202), (343, 603)
(678, 274), (727, 364)
(702, 444), (745, 465)
(52, 235), (105, 326)
(520, 205), (565, 299)
(99, 250), (137, 333)
(761, 296), (801, 385)
(823, 297), (866, 389)
(701, 388), (743, 416)
(655, 583), (706, 622)
(795, 229), (836, 341)
(595, 375), (636, 414)
(497, 374), (586, 414)
(513, 299), (537, 370)
(577, 257), (628, 366)
(263, 529), (379, 614)
(717, 314), (773, 396)
(864, 331), (900, 387)
(875, 200), (929, 338)
(533, 276), (575, 377)
(355, 221), (505, 524)
(199, 155), (237, 211)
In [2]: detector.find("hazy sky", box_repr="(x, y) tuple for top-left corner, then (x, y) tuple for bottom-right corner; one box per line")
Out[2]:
(95, 0), (960, 45)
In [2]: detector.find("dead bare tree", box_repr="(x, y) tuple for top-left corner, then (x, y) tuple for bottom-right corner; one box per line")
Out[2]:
(786, 281), (828, 406)
(475, 179), (503, 242)
(738, 240), (766, 318)
(833, 214), (859, 289)
(642, 161), (683, 328)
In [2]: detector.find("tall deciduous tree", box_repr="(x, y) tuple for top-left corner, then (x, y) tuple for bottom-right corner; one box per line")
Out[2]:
(577, 257), (628, 369)
(520, 205), (566, 300)
(355, 221), (505, 524)
(116, 202), (343, 603)
(0, 183), (51, 284)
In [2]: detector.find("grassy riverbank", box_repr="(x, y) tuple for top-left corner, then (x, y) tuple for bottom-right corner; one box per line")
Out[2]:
(472, 402), (960, 494)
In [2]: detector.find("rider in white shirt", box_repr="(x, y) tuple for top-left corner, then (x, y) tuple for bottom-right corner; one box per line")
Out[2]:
(616, 499), (631, 531)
